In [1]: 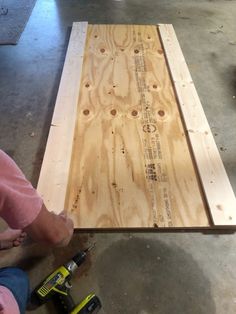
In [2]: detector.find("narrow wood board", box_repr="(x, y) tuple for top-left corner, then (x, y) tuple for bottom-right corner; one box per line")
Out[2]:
(159, 24), (236, 226)
(65, 24), (210, 228)
(37, 22), (88, 213)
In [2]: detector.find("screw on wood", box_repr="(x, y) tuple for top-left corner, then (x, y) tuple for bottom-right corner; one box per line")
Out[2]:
(132, 110), (138, 116)
(158, 110), (165, 117)
(110, 109), (117, 116)
(83, 109), (90, 115)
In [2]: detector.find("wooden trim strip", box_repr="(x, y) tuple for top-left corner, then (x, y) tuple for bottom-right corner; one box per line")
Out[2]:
(37, 22), (88, 214)
(158, 24), (236, 226)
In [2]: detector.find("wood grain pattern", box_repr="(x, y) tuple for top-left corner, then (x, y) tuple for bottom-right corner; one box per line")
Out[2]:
(65, 24), (209, 228)
(159, 24), (236, 226)
(37, 22), (88, 214)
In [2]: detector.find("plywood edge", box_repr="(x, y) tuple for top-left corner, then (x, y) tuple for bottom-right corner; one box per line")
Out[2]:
(37, 22), (88, 214)
(158, 24), (236, 226)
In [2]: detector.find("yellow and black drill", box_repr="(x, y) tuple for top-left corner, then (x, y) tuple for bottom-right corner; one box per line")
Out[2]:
(31, 245), (102, 314)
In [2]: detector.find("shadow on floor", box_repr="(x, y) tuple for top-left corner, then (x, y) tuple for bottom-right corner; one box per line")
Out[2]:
(95, 237), (216, 314)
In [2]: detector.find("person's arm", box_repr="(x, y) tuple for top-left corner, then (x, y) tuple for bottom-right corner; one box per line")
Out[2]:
(0, 150), (74, 247)
(24, 204), (74, 247)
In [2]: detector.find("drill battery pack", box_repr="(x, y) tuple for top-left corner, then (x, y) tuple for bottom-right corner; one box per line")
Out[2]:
(70, 294), (101, 314)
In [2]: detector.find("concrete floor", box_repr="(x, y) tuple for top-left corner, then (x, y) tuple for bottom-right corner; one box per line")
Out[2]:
(0, 0), (236, 313)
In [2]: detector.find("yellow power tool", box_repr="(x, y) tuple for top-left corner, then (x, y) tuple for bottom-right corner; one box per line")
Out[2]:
(31, 244), (101, 314)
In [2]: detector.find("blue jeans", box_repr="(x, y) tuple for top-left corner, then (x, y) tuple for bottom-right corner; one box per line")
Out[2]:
(0, 267), (29, 314)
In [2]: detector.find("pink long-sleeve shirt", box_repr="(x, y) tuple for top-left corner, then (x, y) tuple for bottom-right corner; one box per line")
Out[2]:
(0, 149), (43, 313)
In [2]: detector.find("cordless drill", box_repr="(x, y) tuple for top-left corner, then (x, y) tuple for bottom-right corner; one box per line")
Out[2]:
(31, 245), (102, 314)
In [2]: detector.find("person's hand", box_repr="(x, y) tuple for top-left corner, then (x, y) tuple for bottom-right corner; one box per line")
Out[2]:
(24, 204), (74, 247)
(57, 211), (74, 246)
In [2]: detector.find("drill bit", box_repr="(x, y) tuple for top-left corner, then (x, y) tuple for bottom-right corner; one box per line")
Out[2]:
(84, 242), (96, 253)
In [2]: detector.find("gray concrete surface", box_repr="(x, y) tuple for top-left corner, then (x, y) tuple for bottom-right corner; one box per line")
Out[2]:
(0, 0), (236, 313)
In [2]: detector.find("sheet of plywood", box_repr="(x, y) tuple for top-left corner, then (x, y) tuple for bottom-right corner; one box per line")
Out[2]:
(158, 24), (236, 226)
(37, 22), (88, 213)
(65, 24), (210, 228)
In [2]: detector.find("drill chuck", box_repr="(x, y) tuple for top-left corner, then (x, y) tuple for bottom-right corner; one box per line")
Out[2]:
(72, 251), (87, 268)
(67, 244), (95, 272)
(65, 250), (87, 274)
(65, 260), (79, 274)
